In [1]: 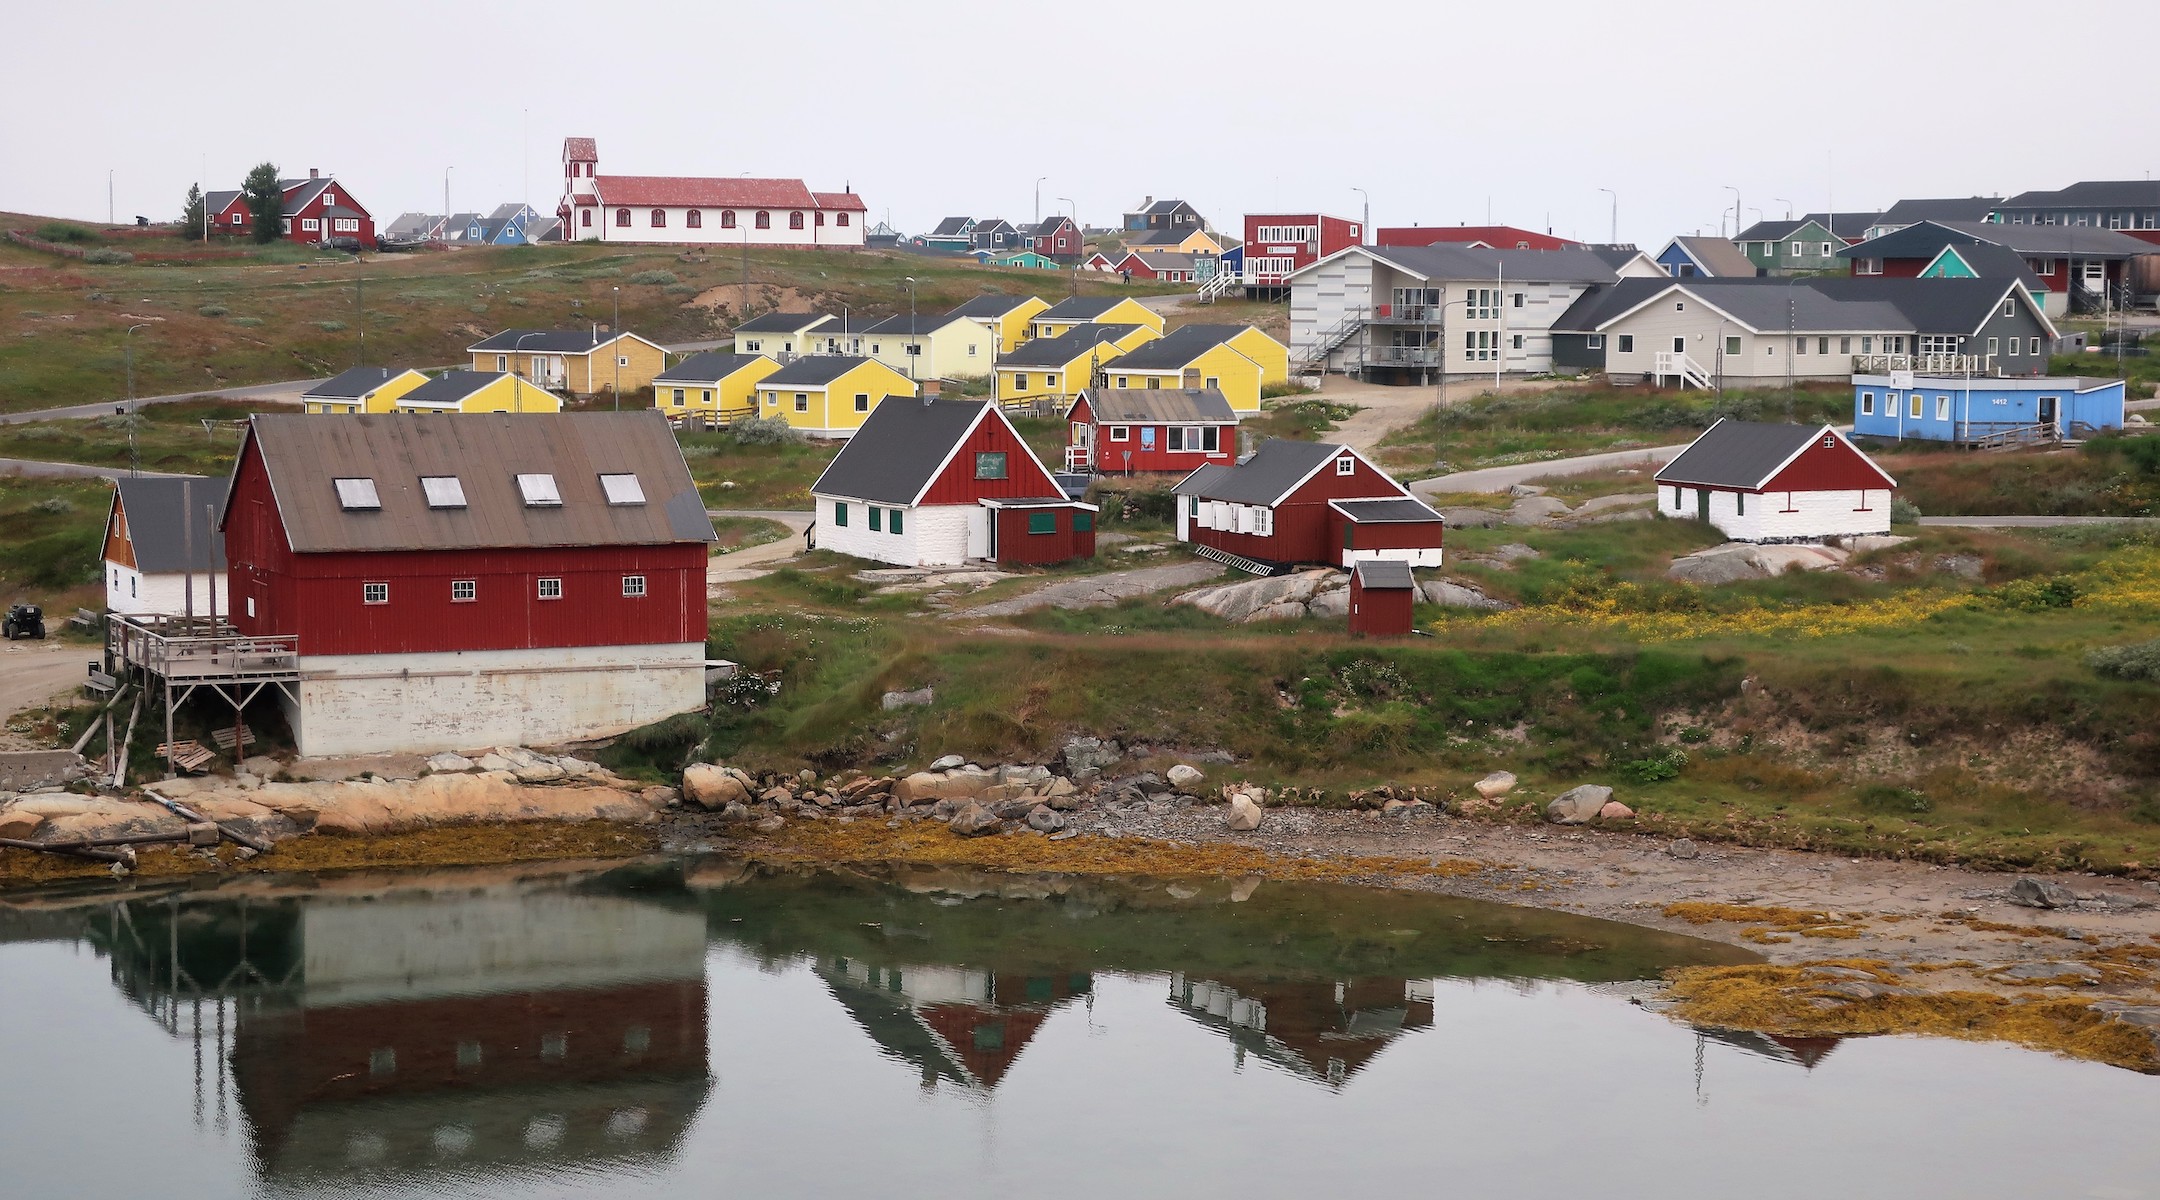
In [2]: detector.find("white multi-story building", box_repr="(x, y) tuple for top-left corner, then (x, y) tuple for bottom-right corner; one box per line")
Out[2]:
(557, 137), (866, 248)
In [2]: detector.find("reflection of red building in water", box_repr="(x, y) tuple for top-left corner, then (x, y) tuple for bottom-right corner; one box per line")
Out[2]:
(818, 957), (1091, 1091)
(1169, 974), (1436, 1087)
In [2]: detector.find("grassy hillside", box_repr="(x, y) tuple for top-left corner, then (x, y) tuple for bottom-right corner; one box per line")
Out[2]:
(0, 214), (1183, 413)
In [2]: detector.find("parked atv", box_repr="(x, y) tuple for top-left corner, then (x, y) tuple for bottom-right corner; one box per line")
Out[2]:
(3, 604), (46, 640)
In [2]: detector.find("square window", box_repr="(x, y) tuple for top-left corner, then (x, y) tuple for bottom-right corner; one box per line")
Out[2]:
(452, 579), (476, 602)
(975, 452), (1008, 480)
(1726, 335), (1742, 355)
(1074, 511), (1093, 532)
(334, 477), (381, 510)
(517, 473), (562, 507)
(538, 577), (563, 600)
(540, 1033), (567, 1063)
(363, 582), (389, 605)
(1027, 511), (1057, 534)
(854, 392), (870, 413)
(1618, 335), (1634, 353)
(622, 574), (646, 597)
(420, 475), (467, 509)
(1334, 456), (1355, 476)
(1109, 425), (1129, 442)
(599, 473), (645, 505)
(456, 1041), (483, 1070)
(369, 1048), (396, 1077)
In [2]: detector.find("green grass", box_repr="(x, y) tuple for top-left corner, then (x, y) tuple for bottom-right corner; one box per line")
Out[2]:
(1245, 397), (1359, 441)
(0, 476), (111, 603)
(1872, 437), (2160, 518)
(710, 515), (790, 552)
(679, 432), (836, 510)
(0, 398), (254, 475)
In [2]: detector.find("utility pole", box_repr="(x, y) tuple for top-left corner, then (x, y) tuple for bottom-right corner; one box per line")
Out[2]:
(443, 167), (452, 241)
(356, 269), (365, 367)
(124, 323), (148, 477)
(612, 286), (621, 411)
(901, 277), (917, 380)
(1035, 176), (1046, 226)
(1352, 187), (1369, 245)
(108, 169), (114, 226)
(1598, 188), (1617, 243)
(1723, 185), (1741, 244)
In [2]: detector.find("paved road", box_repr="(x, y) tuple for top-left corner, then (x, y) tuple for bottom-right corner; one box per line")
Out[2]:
(0, 378), (319, 425)
(1918, 515), (2160, 528)
(0, 457), (188, 480)
(1412, 443), (1693, 496)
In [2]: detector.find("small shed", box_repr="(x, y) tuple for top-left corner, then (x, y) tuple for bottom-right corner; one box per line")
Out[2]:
(1654, 419), (1897, 543)
(1348, 559), (1416, 636)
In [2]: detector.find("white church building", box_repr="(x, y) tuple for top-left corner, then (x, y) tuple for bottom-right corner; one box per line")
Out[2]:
(557, 137), (867, 249)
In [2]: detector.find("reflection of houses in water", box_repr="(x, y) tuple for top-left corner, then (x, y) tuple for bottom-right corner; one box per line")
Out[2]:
(816, 956), (1091, 1091)
(1695, 1025), (1843, 1070)
(91, 886), (712, 1185)
(1168, 974), (1435, 1088)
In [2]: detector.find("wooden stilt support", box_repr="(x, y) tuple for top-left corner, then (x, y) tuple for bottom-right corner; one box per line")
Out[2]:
(113, 690), (144, 789)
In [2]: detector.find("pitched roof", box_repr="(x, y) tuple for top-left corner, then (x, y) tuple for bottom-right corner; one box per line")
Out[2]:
(947, 294), (1038, 319)
(1333, 497), (1443, 524)
(1556, 275), (2041, 337)
(997, 325), (1138, 367)
(1931, 242), (2045, 290)
(467, 328), (624, 353)
(809, 399), (996, 505)
(1105, 324), (1243, 370)
(1029, 216), (1075, 235)
(1654, 420), (1828, 489)
(113, 475), (229, 574)
(563, 137), (598, 162)
(1803, 211), (1883, 240)
(488, 203), (537, 221)
(1668, 236), (1759, 277)
(653, 352), (768, 384)
(861, 312), (964, 336)
(1078, 387), (1234, 424)
(1938, 219), (2155, 258)
(597, 175), (818, 209)
(1172, 439), (1348, 505)
(1836, 220), (1984, 261)
(812, 191), (867, 212)
(1875, 197), (2001, 226)
(732, 311), (833, 335)
(1125, 228), (1197, 247)
(401, 371), (511, 405)
(761, 355), (884, 387)
(205, 190), (242, 214)
(1999, 181), (2160, 210)
(1334, 244), (1626, 285)
(1037, 296), (1127, 320)
(1352, 559), (1415, 590)
(233, 411), (715, 553)
(1734, 218), (1808, 242)
(304, 366), (401, 400)
(1131, 250), (1200, 270)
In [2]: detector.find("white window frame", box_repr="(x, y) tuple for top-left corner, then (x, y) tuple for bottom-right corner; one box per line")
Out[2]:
(517, 473), (562, 507)
(1334, 455), (1355, 476)
(622, 574), (647, 598)
(537, 577), (563, 600)
(420, 475), (467, 509)
(334, 477), (381, 510)
(451, 579), (477, 602)
(1860, 391), (1875, 416)
(1109, 425), (1129, 441)
(1935, 395), (1950, 421)
(363, 581), (389, 605)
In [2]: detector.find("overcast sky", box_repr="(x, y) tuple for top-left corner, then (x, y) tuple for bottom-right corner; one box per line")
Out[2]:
(6, 0), (2152, 244)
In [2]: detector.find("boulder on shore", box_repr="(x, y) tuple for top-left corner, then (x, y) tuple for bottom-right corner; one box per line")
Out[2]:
(682, 764), (751, 810)
(1166, 764), (1206, 793)
(948, 802), (1001, 836)
(2008, 877), (2079, 910)
(1225, 793), (1265, 832)
(1545, 784), (1613, 825)
(1474, 771), (1517, 799)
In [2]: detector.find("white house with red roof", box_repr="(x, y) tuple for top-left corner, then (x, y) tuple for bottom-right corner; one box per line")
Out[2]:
(558, 137), (866, 248)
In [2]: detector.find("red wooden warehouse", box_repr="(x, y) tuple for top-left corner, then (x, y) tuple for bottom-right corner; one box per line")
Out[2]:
(1347, 559), (1417, 636)
(1064, 387), (1237, 474)
(1241, 212), (1363, 296)
(1171, 440), (1444, 571)
(219, 411), (715, 756)
(811, 398), (1095, 568)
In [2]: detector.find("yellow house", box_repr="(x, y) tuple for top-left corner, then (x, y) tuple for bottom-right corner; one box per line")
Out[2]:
(300, 366), (429, 415)
(466, 328), (668, 396)
(1099, 324), (1282, 414)
(1028, 295), (1167, 341)
(756, 355), (919, 438)
(947, 293), (1049, 353)
(391, 371), (564, 414)
(652, 352), (780, 422)
(994, 324), (1158, 407)
(730, 312), (833, 356)
(860, 312), (997, 380)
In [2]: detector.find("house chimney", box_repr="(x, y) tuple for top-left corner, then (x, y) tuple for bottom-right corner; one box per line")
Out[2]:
(1144, 195), (1152, 207)
(309, 168), (319, 179)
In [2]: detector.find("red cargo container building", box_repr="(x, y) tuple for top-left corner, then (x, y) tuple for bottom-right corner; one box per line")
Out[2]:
(1171, 439), (1444, 571)
(1064, 387), (1237, 474)
(1242, 212), (1363, 298)
(219, 411), (716, 756)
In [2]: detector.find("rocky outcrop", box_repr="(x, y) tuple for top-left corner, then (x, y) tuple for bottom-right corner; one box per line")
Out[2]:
(1422, 580), (1511, 609)
(1166, 764), (1206, 793)
(1667, 543), (1848, 583)
(1545, 784), (1614, 825)
(1174, 569), (1362, 624)
(683, 764), (754, 810)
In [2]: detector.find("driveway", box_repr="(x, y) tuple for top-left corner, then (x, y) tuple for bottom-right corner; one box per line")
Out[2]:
(1411, 443), (1693, 496)
(707, 509), (813, 585)
(0, 378), (317, 425)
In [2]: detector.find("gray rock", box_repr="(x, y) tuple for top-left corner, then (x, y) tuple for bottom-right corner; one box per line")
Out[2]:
(1126, 772), (1167, 796)
(1166, 764), (1206, 792)
(1545, 784), (1613, 825)
(1422, 580), (1510, 609)
(752, 814), (786, 834)
(882, 686), (936, 710)
(1025, 805), (1067, 834)
(1667, 544), (1767, 585)
(719, 802), (750, 822)
(1000, 764), (1052, 789)
(1505, 496), (1573, 526)
(1384, 799), (1434, 819)
(1990, 961), (2101, 983)
(1061, 736), (1122, 779)
(1307, 585), (1351, 619)
(1574, 493), (1651, 515)
(682, 765), (750, 810)
(929, 754), (966, 771)
(556, 756), (599, 777)
(1508, 483), (1549, 498)
(425, 752), (475, 774)
(1175, 569), (1338, 623)
(1225, 793), (1264, 831)
(1474, 770), (1517, 799)
(2007, 877), (2079, 910)
(1668, 838), (1701, 860)
(1438, 507), (1504, 529)
(238, 755), (282, 778)
(513, 763), (567, 784)
(2093, 1002), (2160, 1031)
(474, 754), (515, 773)
(949, 802), (1002, 836)
(1935, 554), (1984, 581)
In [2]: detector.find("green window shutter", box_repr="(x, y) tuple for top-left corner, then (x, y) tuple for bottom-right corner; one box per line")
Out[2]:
(1028, 511), (1056, 535)
(1736, 492), (1746, 516)
(1074, 511), (1093, 532)
(869, 507), (881, 532)
(834, 502), (848, 527)
(890, 507), (904, 534)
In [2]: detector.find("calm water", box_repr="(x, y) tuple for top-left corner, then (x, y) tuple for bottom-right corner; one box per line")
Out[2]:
(0, 860), (2155, 1200)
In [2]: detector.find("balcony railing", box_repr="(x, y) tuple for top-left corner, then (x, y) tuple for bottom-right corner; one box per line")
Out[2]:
(1366, 346), (1441, 366)
(1852, 353), (1997, 376)
(108, 615), (299, 686)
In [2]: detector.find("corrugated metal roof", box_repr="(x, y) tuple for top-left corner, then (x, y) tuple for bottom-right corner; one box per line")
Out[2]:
(1170, 439), (1343, 505)
(238, 412), (716, 553)
(114, 475), (229, 574)
(809, 399), (988, 505)
(1353, 559), (1415, 589)
(654, 352), (768, 384)
(764, 355), (883, 387)
(1654, 420), (1825, 490)
(1079, 387), (1234, 424)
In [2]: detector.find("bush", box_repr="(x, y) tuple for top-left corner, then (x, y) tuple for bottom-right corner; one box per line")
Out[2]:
(2088, 638), (2160, 683)
(197, 304), (229, 318)
(36, 223), (97, 243)
(230, 317), (264, 327)
(507, 296), (528, 307)
(1617, 747), (1689, 783)
(82, 247), (135, 265)
(730, 414), (805, 445)
(629, 270), (679, 286)
(1857, 784), (1932, 814)
(31, 496), (74, 515)
(1890, 497), (1922, 525)
(663, 283), (700, 297)
(314, 320), (346, 332)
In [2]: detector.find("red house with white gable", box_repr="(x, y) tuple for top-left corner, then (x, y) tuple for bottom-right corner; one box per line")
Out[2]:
(205, 170), (376, 246)
(1065, 387), (1236, 474)
(1242, 212), (1363, 296)
(219, 411), (716, 756)
(1028, 215), (1081, 263)
(810, 398), (1095, 568)
(1172, 440), (1445, 571)
(1654, 420), (1897, 543)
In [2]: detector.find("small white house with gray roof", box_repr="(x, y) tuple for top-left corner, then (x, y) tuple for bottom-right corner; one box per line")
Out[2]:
(103, 475), (230, 616)
(1654, 420), (1896, 543)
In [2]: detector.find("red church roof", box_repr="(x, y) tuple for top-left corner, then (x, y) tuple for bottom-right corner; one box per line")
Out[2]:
(563, 137), (598, 162)
(597, 175), (818, 209)
(814, 191), (868, 212)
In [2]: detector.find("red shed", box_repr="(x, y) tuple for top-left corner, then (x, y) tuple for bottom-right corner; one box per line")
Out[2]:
(1172, 439), (1444, 570)
(219, 411), (716, 756)
(1065, 387), (1237, 474)
(205, 170), (376, 247)
(1348, 559), (1417, 636)
(811, 398), (1095, 568)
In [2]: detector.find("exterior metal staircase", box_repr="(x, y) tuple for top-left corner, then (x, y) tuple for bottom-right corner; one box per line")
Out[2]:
(1294, 308), (1365, 374)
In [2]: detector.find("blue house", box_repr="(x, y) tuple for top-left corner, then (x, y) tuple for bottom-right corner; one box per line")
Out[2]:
(1654, 235), (1759, 278)
(1852, 372), (2125, 444)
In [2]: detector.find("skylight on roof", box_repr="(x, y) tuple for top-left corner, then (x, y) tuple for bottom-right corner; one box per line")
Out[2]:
(333, 477), (381, 511)
(599, 473), (646, 506)
(420, 476), (467, 509)
(517, 473), (562, 507)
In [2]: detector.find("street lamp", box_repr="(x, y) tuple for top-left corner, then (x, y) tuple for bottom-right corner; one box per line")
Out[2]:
(900, 277), (917, 380)
(443, 167), (453, 241)
(1352, 187), (1369, 245)
(1722, 185), (1741, 243)
(1598, 188), (1617, 243)
(612, 286), (621, 411)
(124, 323), (149, 477)
(1774, 197), (1794, 220)
(1057, 197), (1075, 292)
(1035, 176), (1047, 226)
(514, 331), (546, 410)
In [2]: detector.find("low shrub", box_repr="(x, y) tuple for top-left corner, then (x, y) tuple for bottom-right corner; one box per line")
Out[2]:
(197, 304), (229, 318)
(1890, 497), (1922, 524)
(2088, 638), (2160, 683)
(629, 269), (679, 286)
(31, 496), (74, 515)
(663, 283), (700, 297)
(1618, 746), (1689, 783)
(230, 317), (264, 327)
(314, 320), (346, 332)
(36, 223), (97, 243)
(1857, 784), (1932, 814)
(730, 414), (805, 445)
(82, 247), (135, 265)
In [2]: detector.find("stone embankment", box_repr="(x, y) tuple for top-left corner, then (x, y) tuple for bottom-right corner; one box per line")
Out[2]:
(0, 747), (674, 869)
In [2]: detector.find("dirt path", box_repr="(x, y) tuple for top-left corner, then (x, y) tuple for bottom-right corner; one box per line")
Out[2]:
(1301, 375), (1583, 457)
(0, 643), (93, 745)
(707, 510), (812, 585)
